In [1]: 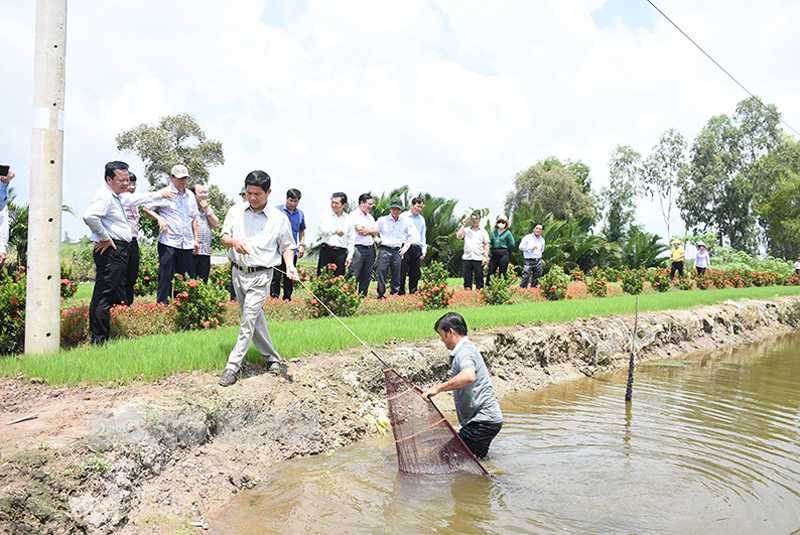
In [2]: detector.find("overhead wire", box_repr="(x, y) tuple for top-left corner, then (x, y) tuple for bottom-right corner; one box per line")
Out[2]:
(646, 0), (800, 138)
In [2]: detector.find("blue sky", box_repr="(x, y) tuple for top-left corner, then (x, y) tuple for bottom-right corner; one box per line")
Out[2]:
(1, 0), (797, 246)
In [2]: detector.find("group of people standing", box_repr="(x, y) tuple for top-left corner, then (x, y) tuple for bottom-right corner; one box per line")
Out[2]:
(456, 212), (546, 290)
(315, 192), (427, 299)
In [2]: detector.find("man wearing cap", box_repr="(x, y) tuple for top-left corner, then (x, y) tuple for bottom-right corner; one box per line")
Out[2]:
(317, 192), (351, 277)
(347, 193), (380, 297)
(271, 188), (306, 300)
(399, 196), (426, 295)
(376, 198), (412, 299)
(457, 212), (490, 290)
(219, 170), (298, 387)
(670, 239), (685, 282)
(143, 164), (199, 304)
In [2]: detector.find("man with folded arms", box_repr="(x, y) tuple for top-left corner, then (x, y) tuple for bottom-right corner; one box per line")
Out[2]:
(218, 170), (298, 387)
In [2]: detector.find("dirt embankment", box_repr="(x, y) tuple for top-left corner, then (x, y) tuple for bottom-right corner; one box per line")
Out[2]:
(2, 296), (799, 534)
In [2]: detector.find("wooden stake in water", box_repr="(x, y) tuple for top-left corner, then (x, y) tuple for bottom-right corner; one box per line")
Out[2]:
(625, 296), (639, 402)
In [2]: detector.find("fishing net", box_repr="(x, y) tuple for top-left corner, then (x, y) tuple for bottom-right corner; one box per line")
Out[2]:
(382, 362), (490, 476)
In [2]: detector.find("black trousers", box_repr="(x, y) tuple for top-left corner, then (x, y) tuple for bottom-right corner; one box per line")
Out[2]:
(122, 238), (139, 306)
(193, 254), (211, 283)
(459, 420), (503, 460)
(317, 244), (347, 277)
(270, 253), (297, 300)
(157, 243), (193, 304)
(399, 244), (422, 295)
(90, 241), (129, 344)
(670, 261), (684, 281)
(487, 248), (510, 280)
(463, 259), (485, 289)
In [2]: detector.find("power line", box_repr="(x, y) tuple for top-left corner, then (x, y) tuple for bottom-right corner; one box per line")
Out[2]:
(646, 0), (800, 138)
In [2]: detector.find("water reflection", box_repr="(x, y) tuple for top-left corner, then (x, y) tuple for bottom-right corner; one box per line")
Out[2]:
(209, 333), (800, 534)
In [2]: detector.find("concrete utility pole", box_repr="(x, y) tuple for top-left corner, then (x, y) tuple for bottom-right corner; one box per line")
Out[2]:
(25, 0), (67, 354)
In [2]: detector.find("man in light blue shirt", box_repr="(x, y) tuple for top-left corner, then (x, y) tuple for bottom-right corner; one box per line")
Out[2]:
(519, 222), (545, 289)
(399, 196), (427, 295)
(144, 164), (199, 304)
(375, 198), (411, 298)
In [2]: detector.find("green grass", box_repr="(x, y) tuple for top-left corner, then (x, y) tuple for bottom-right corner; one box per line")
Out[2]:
(72, 283), (94, 301)
(4, 285), (800, 385)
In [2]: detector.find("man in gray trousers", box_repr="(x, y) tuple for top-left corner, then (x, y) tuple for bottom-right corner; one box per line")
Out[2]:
(218, 170), (298, 387)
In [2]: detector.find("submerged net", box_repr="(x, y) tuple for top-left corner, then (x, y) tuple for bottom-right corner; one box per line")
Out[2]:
(382, 362), (490, 476)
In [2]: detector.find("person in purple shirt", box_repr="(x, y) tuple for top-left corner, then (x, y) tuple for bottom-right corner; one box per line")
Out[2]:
(270, 188), (306, 300)
(143, 164), (199, 304)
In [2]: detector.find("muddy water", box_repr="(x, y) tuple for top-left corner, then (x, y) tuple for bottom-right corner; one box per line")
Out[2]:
(209, 333), (800, 534)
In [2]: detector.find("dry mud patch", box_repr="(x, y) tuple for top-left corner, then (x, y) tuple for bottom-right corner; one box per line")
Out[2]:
(1, 295), (799, 534)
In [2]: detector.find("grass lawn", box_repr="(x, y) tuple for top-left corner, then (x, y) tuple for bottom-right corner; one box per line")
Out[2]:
(4, 285), (800, 385)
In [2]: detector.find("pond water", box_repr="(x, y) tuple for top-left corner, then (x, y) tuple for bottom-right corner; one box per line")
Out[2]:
(209, 333), (800, 534)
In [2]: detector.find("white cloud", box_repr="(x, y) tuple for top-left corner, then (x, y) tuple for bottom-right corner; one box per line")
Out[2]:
(1, 0), (798, 245)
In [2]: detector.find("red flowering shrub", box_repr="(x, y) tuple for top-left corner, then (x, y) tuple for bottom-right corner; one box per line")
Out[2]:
(648, 267), (670, 293)
(587, 278), (608, 297)
(620, 268), (645, 295)
(0, 267), (26, 354)
(419, 261), (454, 310)
(538, 267), (570, 301)
(305, 264), (361, 317)
(171, 274), (229, 330)
(61, 304), (89, 346)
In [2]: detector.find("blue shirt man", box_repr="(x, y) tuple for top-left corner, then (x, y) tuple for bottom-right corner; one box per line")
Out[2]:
(271, 188), (306, 300)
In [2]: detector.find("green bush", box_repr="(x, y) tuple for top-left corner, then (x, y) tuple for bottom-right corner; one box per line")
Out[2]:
(647, 267), (670, 293)
(171, 275), (229, 330)
(0, 267), (26, 354)
(60, 261), (78, 299)
(674, 275), (693, 291)
(305, 264), (362, 317)
(538, 266), (570, 301)
(620, 268), (645, 295)
(61, 304), (89, 346)
(134, 245), (159, 297)
(419, 261), (454, 310)
(208, 263), (232, 295)
(587, 277), (608, 297)
(69, 240), (95, 281)
(481, 272), (517, 305)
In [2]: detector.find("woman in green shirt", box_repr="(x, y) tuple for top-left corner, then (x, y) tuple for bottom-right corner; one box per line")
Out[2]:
(487, 215), (515, 280)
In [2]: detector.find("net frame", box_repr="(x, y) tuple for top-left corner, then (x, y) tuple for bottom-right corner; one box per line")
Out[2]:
(382, 362), (490, 476)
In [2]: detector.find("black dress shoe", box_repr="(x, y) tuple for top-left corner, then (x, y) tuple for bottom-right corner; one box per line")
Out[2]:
(219, 369), (239, 387)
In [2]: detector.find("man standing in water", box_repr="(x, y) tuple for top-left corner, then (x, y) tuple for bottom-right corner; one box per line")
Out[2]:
(423, 312), (503, 459)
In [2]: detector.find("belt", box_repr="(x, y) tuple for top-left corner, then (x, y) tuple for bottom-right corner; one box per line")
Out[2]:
(233, 263), (271, 273)
(524, 257), (542, 262)
(113, 239), (131, 246)
(356, 244), (374, 248)
(381, 245), (401, 250)
(322, 244), (344, 250)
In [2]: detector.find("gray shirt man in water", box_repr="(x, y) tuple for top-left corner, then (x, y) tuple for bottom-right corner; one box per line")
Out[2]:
(423, 312), (503, 459)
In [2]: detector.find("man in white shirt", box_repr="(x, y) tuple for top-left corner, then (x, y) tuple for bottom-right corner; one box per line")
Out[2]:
(456, 212), (490, 290)
(316, 192), (350, 277)
(399, 196), (427, 295)
(218, 170), (298, 387)
(375, 198), (412, 298)
(519, 222), (545, 288)
(0, 165), (14, 267)
(82, 161), (134, 344)
(347, 193), (379, 297)
(143, 164), (199, 304)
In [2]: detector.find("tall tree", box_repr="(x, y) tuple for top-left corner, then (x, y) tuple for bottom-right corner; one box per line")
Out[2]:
(504, 158), (595, 223)
(640, 128), (687, 240)
(116, 114), (225, 189)
(751, 137), (800, 259)
(601, 145), (641, 243)
(678, 97), (783, 252)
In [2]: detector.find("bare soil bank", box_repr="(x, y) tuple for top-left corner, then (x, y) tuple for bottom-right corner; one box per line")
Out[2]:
(2, 296), (799, 534)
